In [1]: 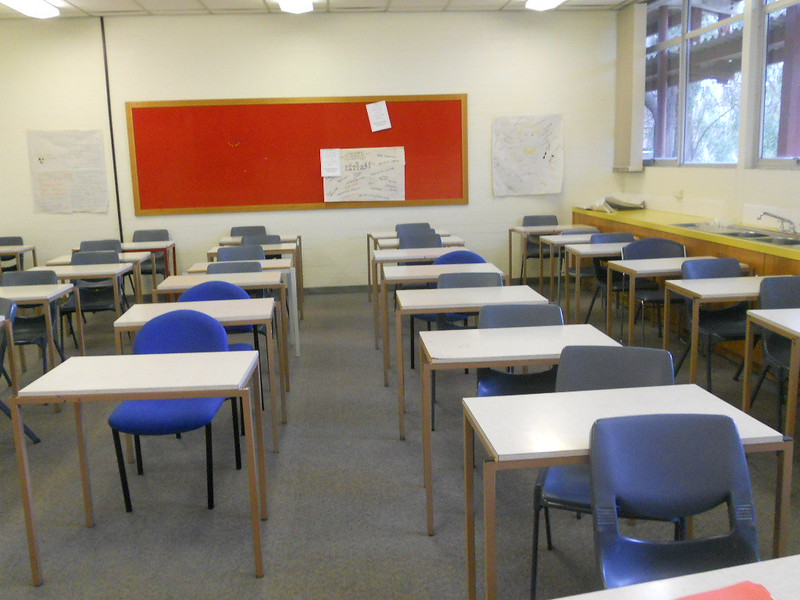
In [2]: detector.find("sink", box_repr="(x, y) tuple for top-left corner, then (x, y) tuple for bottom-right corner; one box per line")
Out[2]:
(763, 237), (800, 247)
(722, 230), (771, 239)
(673, 222), (800, 247)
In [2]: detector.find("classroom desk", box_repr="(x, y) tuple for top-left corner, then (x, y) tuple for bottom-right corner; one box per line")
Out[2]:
(31, 263), (134, 318)
(183, 263), (300, 358)
(463, 384), (792, 600)
(208, 240), (304, 318)
(0, 244), (37, 273)
(376, 235), (464, 250)
(379, 263), (507, 386)
(743, 307), (800, 436)
(219, 233), (300, 246)
(508, 225), (598, 287)
(663, 276), (763, 386)
(394, 285), (547, 439)
(538, 233), (596, 303)
(366, 229), (450, 301)
(553, 555), (800, 600)
(9, 351), (267, 586)
(50, 252), (152, 304)
(420, 323), (618, 535)
(121, 240), (177, 278)
(562, 242), (630, 324)
(605, 256), (712, 345)
(154, 272), (290, 393)
(0, 283), (85, 364)
(114, 298), (284, 451)
(371, 246), (469, 348)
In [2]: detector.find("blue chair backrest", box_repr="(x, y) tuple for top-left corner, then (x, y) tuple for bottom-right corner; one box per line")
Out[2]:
(207, 261), (262, 274)
(178, 280), (250, 303)
(133, 229), (169, 242)
(398, 231), (442, 249)
(433, 250), (486, 265)
(438, 272), (503, 288)
(231, 226), (267, 237)
(760, 275), (800, 310)
(522, 215), (558, 227)
(621, 238), (685, 260)
(71, 250), (120, 265)
(395, 223), (432, 235)
(1, 270), (57, 286)
(134, 309), (228, 355)
(556, 346), (674, 391)
(80, 239), (122, 253)
(479, 303), (563, 328)
(217, 245), (265, 261)
(0, 236), (23, 245)
(591, 233), (635, 244)
(241, 234), (281, 246)
(681, 257), (742, 279)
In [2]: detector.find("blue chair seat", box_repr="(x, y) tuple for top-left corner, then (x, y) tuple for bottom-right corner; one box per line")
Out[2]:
(109, 397), (226, 436)
(476, 367), (557, 397)
(538, 465), (590, 509)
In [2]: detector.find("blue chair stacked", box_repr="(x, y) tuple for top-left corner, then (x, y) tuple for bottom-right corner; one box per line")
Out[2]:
(590, 413), (759, 589)
(107, 310), (234, 512)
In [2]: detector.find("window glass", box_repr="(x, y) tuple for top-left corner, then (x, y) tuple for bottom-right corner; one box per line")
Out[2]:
(761, 5), (800, 159)
(644, 45), (680, 159)
(646, 0), (683, 49)
(687, 0), (744, 31)
(684, 22), (743, 163)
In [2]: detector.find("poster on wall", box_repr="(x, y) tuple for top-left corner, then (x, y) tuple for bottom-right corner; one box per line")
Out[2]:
(27, 130), (109, 213)
(491, 114), (564, 196)
(323, 146), (405, 203)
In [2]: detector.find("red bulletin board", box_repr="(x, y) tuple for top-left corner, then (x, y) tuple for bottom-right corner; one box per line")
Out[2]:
(126, 95), (468, 215)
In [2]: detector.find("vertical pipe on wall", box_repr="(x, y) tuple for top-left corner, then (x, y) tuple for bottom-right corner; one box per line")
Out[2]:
(100, 17), (124, 241)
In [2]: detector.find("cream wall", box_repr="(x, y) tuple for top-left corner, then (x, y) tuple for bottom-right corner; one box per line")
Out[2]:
(1, 12), (618, 287)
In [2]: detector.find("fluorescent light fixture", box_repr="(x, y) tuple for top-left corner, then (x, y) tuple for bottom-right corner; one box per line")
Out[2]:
(0, 0), (59, 18)
(278, 0), (313, 14)
(524, 0), (566, 10)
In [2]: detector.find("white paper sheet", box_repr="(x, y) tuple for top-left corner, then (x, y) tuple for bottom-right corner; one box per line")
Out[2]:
(366, 101), (392, 133)
(323, 146), (405, 202)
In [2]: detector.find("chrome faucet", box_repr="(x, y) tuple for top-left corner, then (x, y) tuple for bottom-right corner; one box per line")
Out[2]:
(758, 211), (797, 234)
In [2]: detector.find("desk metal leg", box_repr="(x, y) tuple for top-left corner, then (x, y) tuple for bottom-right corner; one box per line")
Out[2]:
(626, 275), (638, 346)
(606, 271), (613, 337)
(742, 319), (754, 414)
(382, 280), (390, 387)
(265, 319), (282, 451)
(483, 460), (499, 600)
(73, 402), (94, 527)
(508, 230), (513, 285)
(465, 415), (477, 600)
(240, 388), (265, 578)
(689, 300), (700, 383)
(422, 359), (434, 536)
(372, 259), (381, 349)
(396, 311), (406, 440)
(774, 439), (793, 557)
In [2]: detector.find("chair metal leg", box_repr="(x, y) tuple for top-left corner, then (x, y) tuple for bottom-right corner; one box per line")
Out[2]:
(0, 399), (40, 443)
(205, 424), (214, 510)
(134, 435), (144, 475)
(705, 335), (713, 393)
(111, 429), (133, 512)
(230, 399), (242, 470)
(584, 286), (600, 324)
(410, 316), (415, 370)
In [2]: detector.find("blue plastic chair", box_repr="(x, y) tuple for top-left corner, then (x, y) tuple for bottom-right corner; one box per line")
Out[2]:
(218, 245), (266, 262)
(107, 310), (232, 512)
(476, 304), (564, 397)
(590, 413), (759, 589)
(398, 230), (442, 249)
(395, 222), (432, 236)
(231, 225), (267, 237)
(583, 232), (636, 324)
(0, 236), (25, 272)
(520, 215), (558, 281)
(178, 280), (257, 348)
(749, 276), (800, 430)
(79, 239), (122, 252)
(531, 345), (675, 599)
(133, 229), (170, 280)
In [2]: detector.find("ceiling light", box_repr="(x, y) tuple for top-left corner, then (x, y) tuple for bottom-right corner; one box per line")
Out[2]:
(0, 0), (59, 18)
(278, 0), (313, 14)
(524, 0), (566, 10)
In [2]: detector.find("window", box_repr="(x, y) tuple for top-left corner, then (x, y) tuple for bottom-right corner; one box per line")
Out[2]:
(643, 0), (800, 167)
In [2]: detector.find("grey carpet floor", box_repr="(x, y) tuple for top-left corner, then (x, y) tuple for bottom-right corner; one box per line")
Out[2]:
(0, 288), (798, 599)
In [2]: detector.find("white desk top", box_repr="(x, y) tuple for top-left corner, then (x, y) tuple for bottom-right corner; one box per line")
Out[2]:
(0, 283), (73, 302)
(554, 554), (800, 599)
(371, 229), (450, 239)
(377, 235), (465, 249)
(397, 285), (546, 311)
(421, 324), (619, 364)
(0, 244), (35, 253)
(114, 298), (275, 329)
(382, 263), (503, 282)
(187, 259), (293, 273)
(564, 242), (630, 257)
(121, 241), (175, 251)
(31, 263), (133, 278)
(608, 256), (711, 275)
(17, 351), (259, 398)
(748, 308), (800, 338)
(49, 252), (150, 266)
(540, 233), (597, 246)
(464, 383), (783, 463)
(157, 271), (283, 292)
(666, 276), (764, 301)
(511, 225), (598, 235)
(209, 243), (297, 255)
(219, 234), (299, 245)
(373, 247), (472, 262)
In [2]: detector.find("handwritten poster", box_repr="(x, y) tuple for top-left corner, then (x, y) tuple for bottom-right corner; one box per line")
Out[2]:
(27, 130), (109, 213)
(492, 114), (564, 196)
(323, 146), (405, 203)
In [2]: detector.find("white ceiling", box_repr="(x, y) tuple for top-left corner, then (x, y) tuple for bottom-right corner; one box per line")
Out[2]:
(0, 0), (633, 19)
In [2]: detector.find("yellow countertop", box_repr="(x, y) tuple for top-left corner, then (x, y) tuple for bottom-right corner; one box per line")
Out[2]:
(572, 208), (800, 261)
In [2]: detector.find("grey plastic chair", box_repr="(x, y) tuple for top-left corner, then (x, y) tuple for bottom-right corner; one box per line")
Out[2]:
(395, 223), (432, 236)
(218, 245), (266, 262)
(530, 345), (675, 599)
(520, 215), (558, 281)
(207, 260), (269, 303)
(476, 304), (564, 397)
(132, 229), (170, 280)
(584, 232), (636, 324)
(231, 226), (267, 237)
(80, 239), (122, 253)
(0, 270), (66, 373)
(0, 236), (25, 272)
(398, 231), (442, 249)
(241, 234), (281, 246)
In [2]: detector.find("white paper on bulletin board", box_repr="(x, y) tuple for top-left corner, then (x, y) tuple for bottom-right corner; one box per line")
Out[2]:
(323, 146), (405, 203)
(27, 130), (109, 213)
(492, 114), (563, 196)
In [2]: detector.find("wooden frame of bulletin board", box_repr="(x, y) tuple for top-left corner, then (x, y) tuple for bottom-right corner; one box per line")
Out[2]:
(126, 94), (467, 215)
